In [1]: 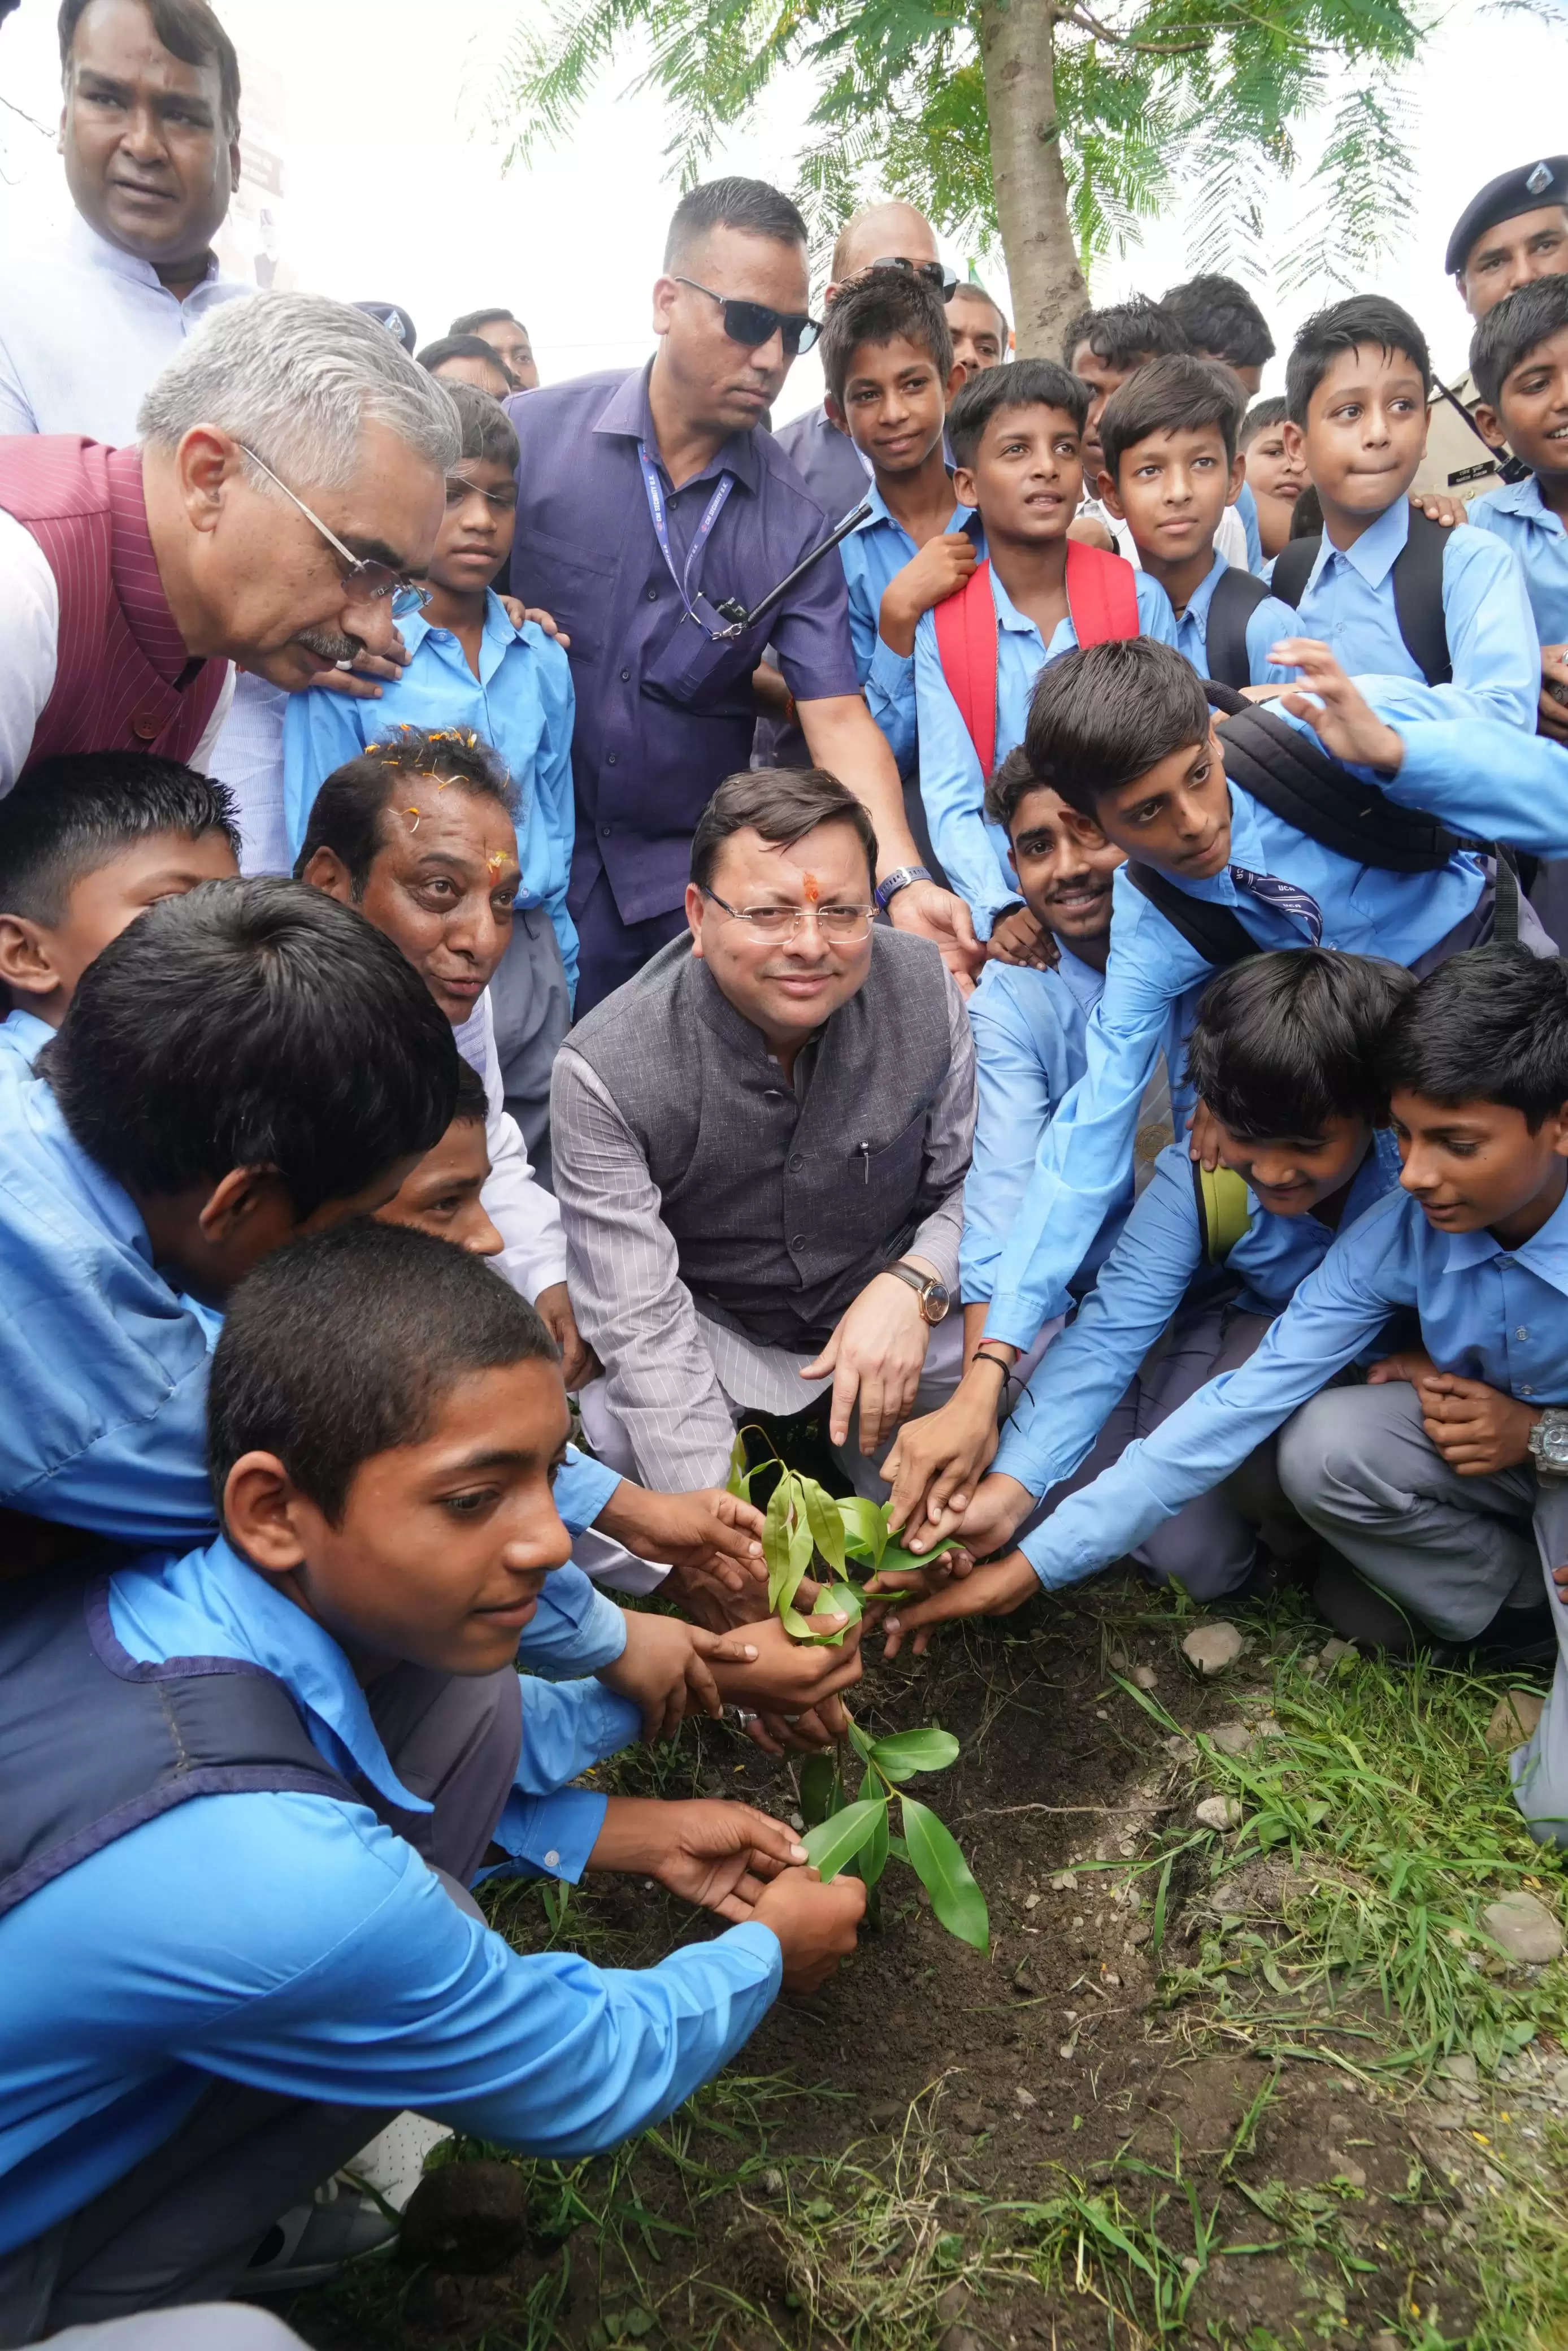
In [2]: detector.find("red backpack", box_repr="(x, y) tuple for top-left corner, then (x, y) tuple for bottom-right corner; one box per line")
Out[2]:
(932, 541), (1140, 779)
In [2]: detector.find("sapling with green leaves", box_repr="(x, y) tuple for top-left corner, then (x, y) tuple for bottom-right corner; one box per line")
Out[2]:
(727, 1434), (989, 1954)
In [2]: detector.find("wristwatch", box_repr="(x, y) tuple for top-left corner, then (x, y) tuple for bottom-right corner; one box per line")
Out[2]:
(874, 864), (933, 913)
(881, 1260), (951, 1324)
(1528, 1408), (1568, 1480)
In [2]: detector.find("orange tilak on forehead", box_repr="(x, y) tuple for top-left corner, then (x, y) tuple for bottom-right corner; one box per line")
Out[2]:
(802, 872), (820, 904)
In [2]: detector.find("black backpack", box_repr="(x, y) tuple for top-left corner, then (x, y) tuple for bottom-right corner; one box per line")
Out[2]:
(1124, 683), (1515, 968)
(1202, 566), (1275, 694)
(1268, 505), (1452, 687)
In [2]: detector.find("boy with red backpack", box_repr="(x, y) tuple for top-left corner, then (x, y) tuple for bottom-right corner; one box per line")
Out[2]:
(911, 362), (1176, 950)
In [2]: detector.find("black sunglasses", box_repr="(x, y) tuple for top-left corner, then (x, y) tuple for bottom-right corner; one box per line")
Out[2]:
(675, 276), (820, 357)
(871, 254), (961, 301)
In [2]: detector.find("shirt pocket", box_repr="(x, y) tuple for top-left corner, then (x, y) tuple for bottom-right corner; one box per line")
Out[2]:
(847, 1111), (929, 1235)
(642, 607), (767, 715)
(514, 526), (617, 665)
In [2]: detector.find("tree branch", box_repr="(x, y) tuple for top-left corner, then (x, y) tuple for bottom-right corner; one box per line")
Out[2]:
(1059, 6), (1213, 50)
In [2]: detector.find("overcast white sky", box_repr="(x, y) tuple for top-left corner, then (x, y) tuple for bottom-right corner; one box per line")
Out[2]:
(1, 0), (1563, 419)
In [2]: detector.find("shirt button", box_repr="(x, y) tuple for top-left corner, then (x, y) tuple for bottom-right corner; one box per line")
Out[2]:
(646, 586), (658, 601)
(131, 713), (160, 742)
(1517, 1327), (1531, 1341)
(788, 1153), (804, 1170)
(791, 1233), (806, 1250)
(599, 823), (611, 837)
(544, 1849), (560, 1868)
(1523, 1386), (1535, 1398)
(606, 751), (618, 765)
(620, 667), (631, 681)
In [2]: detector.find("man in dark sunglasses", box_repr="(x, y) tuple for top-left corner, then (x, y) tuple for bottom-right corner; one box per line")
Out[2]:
(505, 176), (983, 1016)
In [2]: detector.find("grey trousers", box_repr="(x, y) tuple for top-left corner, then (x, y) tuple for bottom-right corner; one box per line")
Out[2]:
(488, 905), (571, 1191)
(1276, 1379), (1568, 1846)
(0, 1664), (522, 2341)
(1034, 1303), (1303, 1601)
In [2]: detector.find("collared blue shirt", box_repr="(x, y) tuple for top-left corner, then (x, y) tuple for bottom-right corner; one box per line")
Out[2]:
(912, 565), (1177, 935)
(0, 1005), (51, 1068)
(1469, 474), (1568, 645)
(280, 592), (579, 997)
(1169, 549), (1301, 686)
(961, 948), (1138, 1303)
(1016, 1172), (1568, 1590)
(772, 404), (872, 520)
(0, 1060), (624, 1669)
(506, 366), (860, 929)
(839, 482), (981, 776)
(996, 1133), (1402, 1500)
(1235, 480), (1264, 576)
(0, 1535), (779, 2254)
(1294, 498), (1539, 729)
(980, 674), (1537, 1345)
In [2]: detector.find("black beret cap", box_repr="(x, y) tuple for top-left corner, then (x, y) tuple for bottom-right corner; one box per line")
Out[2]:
(1446, 157), (1568, 277)
(351, 302), (418, 355)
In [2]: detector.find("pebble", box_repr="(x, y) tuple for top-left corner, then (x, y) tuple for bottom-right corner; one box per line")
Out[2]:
(1024, 1892), (1041, 1910)
(788, 1811), (805, 1831)
(1014, 2085), (1037, 2109)
(1127, 1921), (1152, 1946)
(1050, 1871), (1076, 1891)
(1182, 1623), (1244, 1677)
(1482, 1890), (1565, 1965)
(1109, 1647), (1129, 1670)
(1319, 1637), (1357, 1669)
(1329, 2153), (1367, 2189)
(1208, 1722), (1254, 1756)
(761, 2166), (785, 2196)
(1437, 2051), (1479, 2092)
(1133, 1664), (1159, 1690)
(1195, 1795), (1243, 1831)
(1486, 1691), (1545, 1751)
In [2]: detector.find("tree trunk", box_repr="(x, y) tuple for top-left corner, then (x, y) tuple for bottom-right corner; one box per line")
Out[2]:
(978, 0), (1085, 361)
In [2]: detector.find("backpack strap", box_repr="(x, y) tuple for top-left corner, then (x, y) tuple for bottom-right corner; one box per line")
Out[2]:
(1064, 539), (1141, 645)
(932, 559), (999, 781)
(1391, 506), (1453, 687)
(1124, 861), (1259, 969)
(1193, 1157), (1254, 1264)
(1214, 701), (1467, 873)
(1267, 533), (1319, 610)
(1203, 566), (1274, 692)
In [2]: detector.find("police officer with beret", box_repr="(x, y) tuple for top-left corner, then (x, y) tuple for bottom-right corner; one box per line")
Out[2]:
(1415, 155), (1568, 500)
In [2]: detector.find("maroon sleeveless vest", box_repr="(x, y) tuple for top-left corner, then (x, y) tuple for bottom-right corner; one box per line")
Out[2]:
(0, 436), (229, 775)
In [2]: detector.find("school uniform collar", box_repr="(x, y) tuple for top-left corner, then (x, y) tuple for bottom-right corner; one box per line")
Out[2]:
(1304, 497), (1411, 597)
(2, 1007), (55, 1064)
(594, 361), (762, 495)
(1435, 1178), (1568, 1297)
(25, 1069), (159, 1264)
(1052, 940), (1108, 1013)
(856, 476), (974, 545)
(118, 1534), (432, 1815)
(396, 588), (526, 687)
(1486, 472), (1563, 535)
(1175, 545), (1230, 625)
(990, 566), (1050, 637)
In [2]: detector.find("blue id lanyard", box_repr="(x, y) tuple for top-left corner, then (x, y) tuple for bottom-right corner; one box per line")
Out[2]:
(637, 442), (740, 637)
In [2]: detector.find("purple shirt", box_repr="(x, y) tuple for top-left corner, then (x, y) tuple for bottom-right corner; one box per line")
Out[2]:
(506, 365), (861, 927)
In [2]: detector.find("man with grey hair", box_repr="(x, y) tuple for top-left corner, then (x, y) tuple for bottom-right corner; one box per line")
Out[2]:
(0, 290), (458, 791)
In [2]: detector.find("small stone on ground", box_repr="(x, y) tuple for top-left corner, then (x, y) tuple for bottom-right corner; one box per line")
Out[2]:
(1182, 1623), (1244, 1676)
(1195, 1795), (1243, 1831)
(1482, 1890), (1565, 1964)
(1486, 1690), (1545, 1750)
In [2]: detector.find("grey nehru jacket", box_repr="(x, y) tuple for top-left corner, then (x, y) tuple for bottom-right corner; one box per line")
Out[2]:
(553, 929), (975, 1492)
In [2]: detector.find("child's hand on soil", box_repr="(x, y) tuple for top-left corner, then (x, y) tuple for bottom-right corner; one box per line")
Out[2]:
(752, 1867), (867, 1991)
(878, 1548), (1041, 1658)
(588, 1796), (809, 1920)
(709, 1614), (865, 1715)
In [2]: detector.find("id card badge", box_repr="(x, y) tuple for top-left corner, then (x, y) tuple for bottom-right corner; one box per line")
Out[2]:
(685, 589), (745, 641)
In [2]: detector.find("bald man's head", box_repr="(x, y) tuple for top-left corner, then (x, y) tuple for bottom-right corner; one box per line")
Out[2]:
(828, 201), (940, 298)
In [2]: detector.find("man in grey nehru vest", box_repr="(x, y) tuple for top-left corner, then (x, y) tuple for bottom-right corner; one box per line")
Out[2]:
(555, 767), (974, 1498)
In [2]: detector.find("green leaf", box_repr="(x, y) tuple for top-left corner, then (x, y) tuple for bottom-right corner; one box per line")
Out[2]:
(726, 1427), (750, 1500)
(901, 1795), (989, 1952)
(802, 1797), (885, 1881)
(876, 1533), (958, 1577)
(869, 1727), (959, 1781)
(837, 1495), (887, 1568)
(800, 1580), (864, 1649)
(799, 1753), (841, 1827)
(886, 1833), (910, 1863)
(857, 1788), (891, 1889)
(763, 1479), (793, 1612)
(803, 1478), (846, 1575)
(846, 1715), (876, 1765)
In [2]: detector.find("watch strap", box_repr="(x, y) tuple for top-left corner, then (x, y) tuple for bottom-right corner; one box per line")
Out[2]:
(874, 864), (933, 913)
(883, 1262), (929, 1303)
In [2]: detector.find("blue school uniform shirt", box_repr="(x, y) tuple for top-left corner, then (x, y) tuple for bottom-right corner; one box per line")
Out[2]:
(0, 1059), (624, 1671)
(1013, 1168), (1568, 1591)
(912, 565), (1177, 936)
(994, 1133), (1402, 1504)
(0, 1005), (51, 1068)
(1292, 499), (1539, 730)
(838, 483), (981, 775)
(980, 674), (1568, 1349)
(1169, 548), (1300, 686)
(961, 948), (1141, 1305)
(281, 592), (580, 999)
(0, 1533), (780, 2255)
(1468, 474), (1568, 644)
(1235, 479), (1264, 575)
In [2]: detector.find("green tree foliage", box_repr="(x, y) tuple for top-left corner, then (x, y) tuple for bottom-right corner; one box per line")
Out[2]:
(493, 0), (1510, 358)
